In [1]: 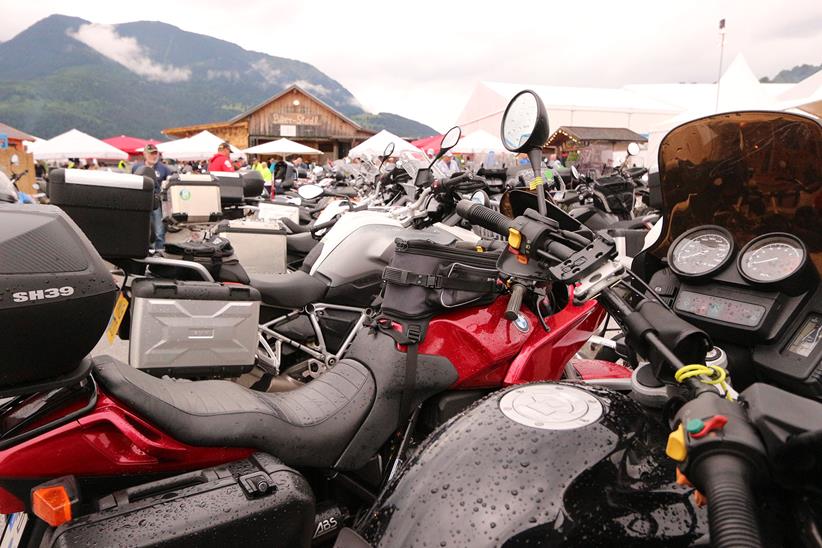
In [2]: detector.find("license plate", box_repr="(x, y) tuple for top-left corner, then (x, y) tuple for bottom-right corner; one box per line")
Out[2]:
(0, 513), (28, 548)
(106, 292), (129, 343)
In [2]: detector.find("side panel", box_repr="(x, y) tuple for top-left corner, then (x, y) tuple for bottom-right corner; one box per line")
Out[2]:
(504, 300), (606, 385)
(0, 391), (252, 513)
(419, 296), (531, 389)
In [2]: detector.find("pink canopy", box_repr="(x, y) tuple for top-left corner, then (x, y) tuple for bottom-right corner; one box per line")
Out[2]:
(103, 135), (163, 156)
(411, 134), (443, 155)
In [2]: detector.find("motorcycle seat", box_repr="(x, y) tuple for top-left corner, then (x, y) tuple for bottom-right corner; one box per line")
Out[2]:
(248, 269), (328, 309)
(286, 232), (317, 254)
(91, 355), (375, 468)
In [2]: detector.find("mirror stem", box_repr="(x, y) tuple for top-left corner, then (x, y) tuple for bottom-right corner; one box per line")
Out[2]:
(528, 148), (547, 216)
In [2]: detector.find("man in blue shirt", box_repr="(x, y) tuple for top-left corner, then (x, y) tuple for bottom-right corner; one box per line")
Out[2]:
(132, 144), (170, 251)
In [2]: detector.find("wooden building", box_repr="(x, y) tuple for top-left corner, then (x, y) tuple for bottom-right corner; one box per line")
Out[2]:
(0, 122), (36, 194)
(546, 126), (648, 175)
(163, 85), (374, 159)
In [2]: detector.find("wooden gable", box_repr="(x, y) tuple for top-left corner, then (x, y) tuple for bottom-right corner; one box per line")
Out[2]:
(243, 87), (372, 141)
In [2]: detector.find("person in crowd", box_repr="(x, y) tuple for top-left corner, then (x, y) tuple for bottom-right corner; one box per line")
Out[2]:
(437, 151), (460, 176)
(208, 142), (235, 172)
(255, 157), (273, 185)
(132, 144), (170, 251)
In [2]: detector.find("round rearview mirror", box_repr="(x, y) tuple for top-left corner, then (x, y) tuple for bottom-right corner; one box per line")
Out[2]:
(10, 154), (19, 165)
(470, 189), (490, 207)
(440, 126), (461, 152)
(298, 184), (324, 200)
(570, 165), (580, 179)
(627, 142), (640, 156)
(501, 90), (549, 153)
(383, 142), (395, 158)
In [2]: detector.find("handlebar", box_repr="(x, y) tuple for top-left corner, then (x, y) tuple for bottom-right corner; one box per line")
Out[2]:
(456, 200), (514, 235)
(504, 283), (526, 321)
(309, 214), (341, 238)
(693, 453), (761, 548)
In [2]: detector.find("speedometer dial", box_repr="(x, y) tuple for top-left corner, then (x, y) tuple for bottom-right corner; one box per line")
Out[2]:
(669, 226), (734, 277)
(739, 234), (806, 283)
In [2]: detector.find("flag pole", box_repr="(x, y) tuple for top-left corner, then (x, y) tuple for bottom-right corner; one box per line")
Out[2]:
(715, 18), (726, 112)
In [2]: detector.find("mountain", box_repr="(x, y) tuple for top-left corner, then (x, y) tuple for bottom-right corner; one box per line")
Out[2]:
(760, 63), (822, 83)
(352, 112), (438, 138)
(0, 15), (436, 140)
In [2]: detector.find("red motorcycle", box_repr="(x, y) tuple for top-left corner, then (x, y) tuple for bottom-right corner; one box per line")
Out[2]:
(0, 204), (627, 546)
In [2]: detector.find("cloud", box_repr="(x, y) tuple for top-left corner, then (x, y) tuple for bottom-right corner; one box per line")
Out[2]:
(67, 23), (191, 83)
(250, 58), (281, 85)
(292, 80), (330, 96)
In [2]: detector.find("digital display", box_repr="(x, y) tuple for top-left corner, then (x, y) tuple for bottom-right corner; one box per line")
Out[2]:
(787, 314), (822, 357)
(675, 290), (766, 327)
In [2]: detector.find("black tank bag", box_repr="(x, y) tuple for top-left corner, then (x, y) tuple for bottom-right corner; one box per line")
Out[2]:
(154, 235), (249, 284)
(374, 238), (501, 420)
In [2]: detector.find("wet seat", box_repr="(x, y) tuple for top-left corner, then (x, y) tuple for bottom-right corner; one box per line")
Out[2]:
(92, 355), (375, 468)
(248, 269), (328, 309)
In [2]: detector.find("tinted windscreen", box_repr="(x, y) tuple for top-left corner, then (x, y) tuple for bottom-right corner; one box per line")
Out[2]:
(650, 111), (822, 271)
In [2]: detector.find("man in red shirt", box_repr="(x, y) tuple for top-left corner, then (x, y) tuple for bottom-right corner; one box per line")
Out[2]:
(208, 142), (235, 172)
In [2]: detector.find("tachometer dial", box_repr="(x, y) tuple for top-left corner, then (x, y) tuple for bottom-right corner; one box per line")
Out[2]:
(738, 233), (806, 283)
(669, 226), (734, 278)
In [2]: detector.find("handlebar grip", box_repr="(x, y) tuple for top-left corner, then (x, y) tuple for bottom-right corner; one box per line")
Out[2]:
(456, 199), (514, 237)
(504, 284), (527, 321)
(694, 454), (762, 548)
(310, 215), (340, 236)
(441, 173), (470, 189)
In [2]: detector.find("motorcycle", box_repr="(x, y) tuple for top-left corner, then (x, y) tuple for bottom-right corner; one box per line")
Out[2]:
(0, 178), (620, 546)
(346, 107), (822, 547)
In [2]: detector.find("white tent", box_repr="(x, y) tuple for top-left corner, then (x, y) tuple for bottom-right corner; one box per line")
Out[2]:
(154, 130), (244, 161)
(32, 129), (128, 161)
(348, 130), (421, 159)
(646, 55), (781, 164)
(777, 67), (822, 118)
(243, 138), (322, 156)
(451, 130), (505, 154)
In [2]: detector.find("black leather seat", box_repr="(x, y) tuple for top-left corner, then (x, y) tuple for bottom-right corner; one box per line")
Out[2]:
(248, 269), (328, 309)
(286, 232), (318, 254)
(92, 355), (375, 468)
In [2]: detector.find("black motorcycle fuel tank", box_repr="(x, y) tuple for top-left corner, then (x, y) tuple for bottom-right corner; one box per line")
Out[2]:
(349, 383), (706, 547)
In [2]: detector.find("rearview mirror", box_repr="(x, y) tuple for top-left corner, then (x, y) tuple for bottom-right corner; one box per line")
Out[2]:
(627, 142), (640, 156)
(570, 165), (580, 180)
(298, 184), (324, 200)
(501, 89), (550, 215)
(383, 142), (395, 158)
(440, 126), (461, 152)
(501, 90), (549, 153)
(430, 126), (462, 166)
(10, 154), (19, 166)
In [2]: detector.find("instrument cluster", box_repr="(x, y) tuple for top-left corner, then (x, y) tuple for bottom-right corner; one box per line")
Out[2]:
(668, 226), (808, 286)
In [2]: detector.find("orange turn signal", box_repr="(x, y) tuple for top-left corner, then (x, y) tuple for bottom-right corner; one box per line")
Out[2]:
(32, 485), (72, 527)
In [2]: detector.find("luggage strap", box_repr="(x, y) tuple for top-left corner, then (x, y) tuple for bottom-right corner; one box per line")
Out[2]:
(382, 266), (496, 292)
(366, 315), (425, 424)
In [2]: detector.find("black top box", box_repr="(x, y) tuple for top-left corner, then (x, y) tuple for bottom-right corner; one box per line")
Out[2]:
(48, 168), (155, 259)
(0, 204), (118, 391)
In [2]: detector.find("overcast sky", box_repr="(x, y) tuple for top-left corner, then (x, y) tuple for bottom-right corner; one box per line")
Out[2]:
(2, 0), (821, 131)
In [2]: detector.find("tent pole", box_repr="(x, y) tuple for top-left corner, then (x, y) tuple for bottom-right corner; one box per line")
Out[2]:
(715, 19), (726, 112)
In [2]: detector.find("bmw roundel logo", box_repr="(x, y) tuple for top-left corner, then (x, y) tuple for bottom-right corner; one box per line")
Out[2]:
(179, 189), (191, 200)
(514, 313), (530, 333)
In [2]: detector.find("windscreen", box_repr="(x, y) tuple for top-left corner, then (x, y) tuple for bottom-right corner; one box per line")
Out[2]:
(649, 111), (822, 271)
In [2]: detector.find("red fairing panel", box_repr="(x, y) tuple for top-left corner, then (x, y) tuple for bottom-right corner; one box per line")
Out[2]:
(503, 299), (606, 386)
(571, 359), (633, 379)
(0, 391), (252, 490)
(420, 296), (532, 388)
(419, 290), (605, 388)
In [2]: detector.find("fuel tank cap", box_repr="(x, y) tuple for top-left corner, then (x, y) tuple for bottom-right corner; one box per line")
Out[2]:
(499, 384), (603, 430)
